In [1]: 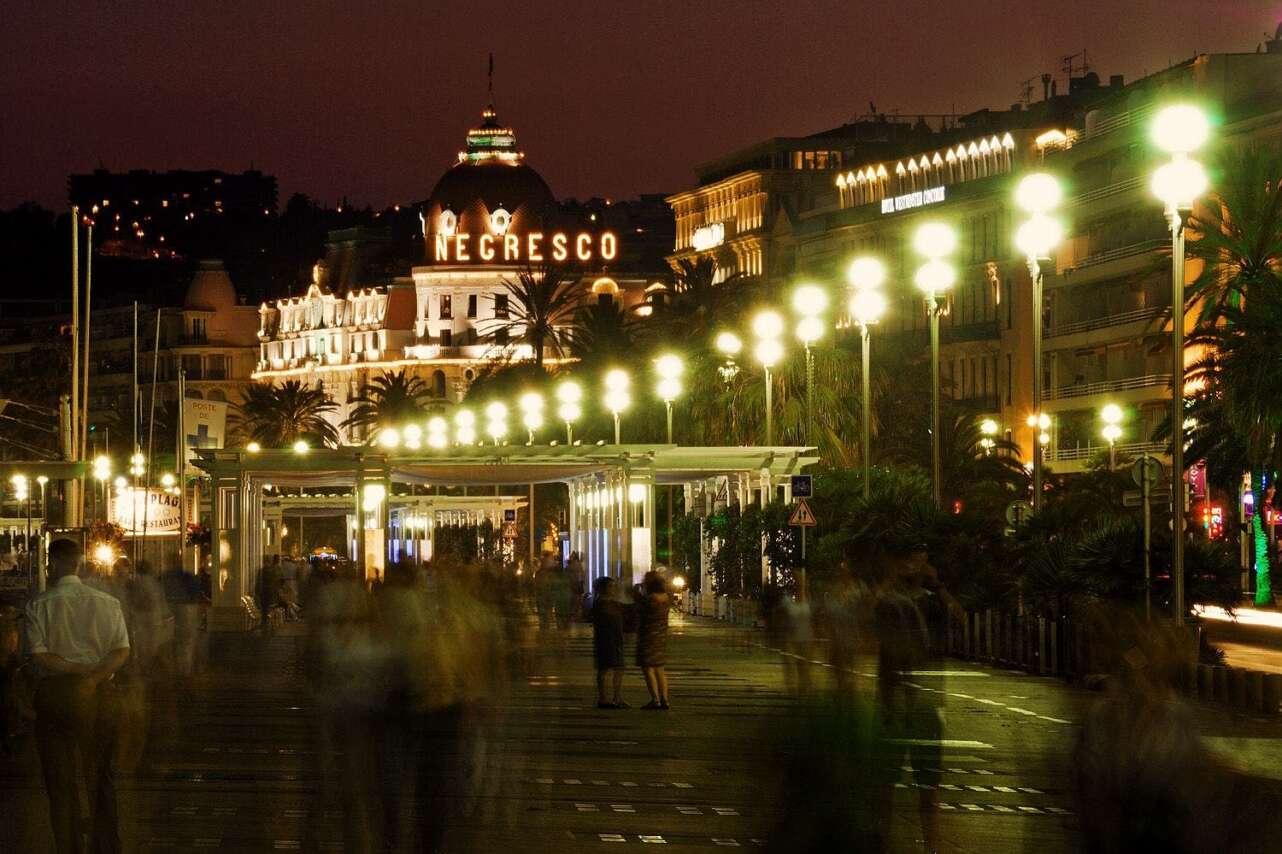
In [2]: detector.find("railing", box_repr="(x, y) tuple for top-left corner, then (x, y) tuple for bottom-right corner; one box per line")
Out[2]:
(1069, 175), (1145, 207)
(1045, 373), (1171, 401)
(1078, 103), (1155, 144)
(1049, 306), (1162, 338)
(1073, 238), (1168, 269)
(1045, 440), (1167, 462)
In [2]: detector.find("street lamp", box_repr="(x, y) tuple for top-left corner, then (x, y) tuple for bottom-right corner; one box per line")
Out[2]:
(519, 392), (545, 443)
(979, 418), (999, 455)
(454, 408), (477, 446)
(714, 331), (742, 385)
(604, 369), (631, 444)
(1015, 172), (1064, 513)
(654, 354), (684, 443)
(484, 401), (508, 445)
(1100, 403), (1123, 470)
(36, 475), (48, 526)
(292, 439), (309, 454)
(849, 280), (887, 500)
(793, 285), (828, 446)
(913, 222), (957, 508)
(1152, 103), (1209, 622)
(426, 416), (449, 449)
(377, 426), (401, 449)
(555, 381), (582, 445)
(753, 310), (784, 445)
(402, 423), (423, 450)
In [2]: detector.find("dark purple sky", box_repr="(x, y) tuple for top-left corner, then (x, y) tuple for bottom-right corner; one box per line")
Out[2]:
(2, 1), (1277, 210)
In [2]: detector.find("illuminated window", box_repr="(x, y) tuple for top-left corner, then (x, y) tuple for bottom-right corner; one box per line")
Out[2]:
(439, 294), (452, 319)
(493, 294), (509, 319)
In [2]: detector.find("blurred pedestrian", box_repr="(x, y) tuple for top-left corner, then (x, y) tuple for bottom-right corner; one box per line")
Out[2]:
(23, 538), (131, 854)
(591, 577), (629, 709)
(635, 571), (670, 710)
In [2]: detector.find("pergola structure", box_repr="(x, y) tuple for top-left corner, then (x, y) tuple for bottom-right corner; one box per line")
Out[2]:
(192, 443), (816, 630)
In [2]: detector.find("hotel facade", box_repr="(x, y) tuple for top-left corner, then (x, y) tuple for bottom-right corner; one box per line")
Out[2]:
(252, 104), (671, 440)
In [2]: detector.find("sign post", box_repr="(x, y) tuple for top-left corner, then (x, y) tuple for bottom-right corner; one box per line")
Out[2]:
(788, 497), (817, 600)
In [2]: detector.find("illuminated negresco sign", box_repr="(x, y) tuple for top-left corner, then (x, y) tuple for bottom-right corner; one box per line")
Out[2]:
(434, 230), (618, 264)
(881, 186), (946, 214)
(691, 222), (725, 252)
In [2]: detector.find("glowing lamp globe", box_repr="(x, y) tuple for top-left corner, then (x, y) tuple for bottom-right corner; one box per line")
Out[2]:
(752, 310), (784, 340)
(1152, 157), (1207, 211)
(246, 441), (261, 453)
(454, 409), (476, 428)
(655, 354), (684, 379)
(605, 369), (630, 392)
(715, 331), (743, 356)
(849, 289), (887, 326)
(796, 315), (825, 345)
(1102, 423), (1123, 443)
(427, 417), (448, 448)
(980, 418), (999, 437)
(558, 401), (582, 424)
(657, 377), (682, 402)
(1101, 403), (1123, 425)
(1015, 172), (1062, 214)
(755, 338), (784, 368)
(484, 401), (508, 422)
(160, 473), (176, 488)
(1015, 213), (1063, 258)
(604, 388), (630, 415)
(292, 440), (309, 454)
(377, 427), (401, 449)
(914, 259), (956, 295)
(846, 256), (886, 291)
(792, 284), (829, 317)
(1152, 104), (1210, 154)
(913, 222), (957, 259)
(555, 381), (582, 404)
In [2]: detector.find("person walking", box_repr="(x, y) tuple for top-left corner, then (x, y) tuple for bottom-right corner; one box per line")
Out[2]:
(591, 577), (629, 709)
(23, 538), (131, 854)
(635, 571), (670, 710)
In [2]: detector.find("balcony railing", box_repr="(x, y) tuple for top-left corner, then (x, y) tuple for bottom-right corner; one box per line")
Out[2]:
(1073, 238), (1168, 269)
(1069, 175), (1145, 208)
(1046, 440), (1167, 463)
(1078, 104), (1155, 144)
(1049, 306), (1162, 338)
(1045, 373), (1172, 401)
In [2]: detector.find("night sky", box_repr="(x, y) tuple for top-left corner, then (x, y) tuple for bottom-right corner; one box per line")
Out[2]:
(2, 1), (1278, 210)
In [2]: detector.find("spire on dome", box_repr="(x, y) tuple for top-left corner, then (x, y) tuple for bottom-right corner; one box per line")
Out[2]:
(459, 53), (523, 165)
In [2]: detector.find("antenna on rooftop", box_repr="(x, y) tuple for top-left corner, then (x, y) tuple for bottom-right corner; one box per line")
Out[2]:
(1019, 75), (1038, 106)
(1062, 50), (1091, 79)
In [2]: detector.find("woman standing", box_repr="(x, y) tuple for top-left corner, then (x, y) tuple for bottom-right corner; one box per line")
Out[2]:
(591, 577), (628, 709)
(635, 571), (670, 710)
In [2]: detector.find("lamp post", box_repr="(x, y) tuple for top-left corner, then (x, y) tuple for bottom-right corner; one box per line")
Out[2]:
(752, 311), (784, 445)
(485, 401), (509, 446)
(654, 354), (684, 568)
(1100, 403), (1123, 470)
(913, 223), (957, 508)
(93, 455), (111, 522)
(604, 369), (630, 445)
(792, 285), (828, 446)
(848, 256), (887, 501)
(1015, 172), (1064, 513)
(519, 392), (545, 444)
(1151, 103), (1209, 623)
(979, 418), (999, 455)
(555, 381), (582, 445)
(454, 409), (477, 446)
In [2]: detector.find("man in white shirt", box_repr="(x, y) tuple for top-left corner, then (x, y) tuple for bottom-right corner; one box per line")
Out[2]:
(24, 538), (130, 854)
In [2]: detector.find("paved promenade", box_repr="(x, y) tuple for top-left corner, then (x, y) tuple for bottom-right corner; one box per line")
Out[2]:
(2, 614), (1280, 852)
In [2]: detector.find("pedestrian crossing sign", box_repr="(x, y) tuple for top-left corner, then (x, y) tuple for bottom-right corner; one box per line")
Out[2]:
(788, 498), (817, 527)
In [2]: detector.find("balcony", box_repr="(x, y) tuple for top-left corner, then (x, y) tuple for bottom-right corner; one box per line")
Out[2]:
(1072, 238), (1168, 270)
(1077, 104), (1155, 145)
(941, 319), (999, 344)
(1045, 440), (1167, 463)
(1069, 176), (1145, 208)
(1044, 373), (1171, 402)
(1048, 306), (1162, 338)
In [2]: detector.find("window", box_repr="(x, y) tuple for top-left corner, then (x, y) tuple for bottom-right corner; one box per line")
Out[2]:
(190, 318), (206, 342)
(207, 355), (228, 380)
(467, 294), (478, 318)
(493, 294), (509, 319)
(495, 327), (509, 345)
(181, 355), (202, 380)
(439, 328), (452, 347)
(439, 294), (452, 319)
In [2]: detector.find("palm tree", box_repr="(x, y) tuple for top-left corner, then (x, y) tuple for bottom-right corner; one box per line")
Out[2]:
(1181, 142), (1282, 604)
(654, 256), (748, 341)
(341, 370), (437, 441)
(568, 299), (636, 367)
(491, 265), (580, 369)
(233, 380), (339, 448)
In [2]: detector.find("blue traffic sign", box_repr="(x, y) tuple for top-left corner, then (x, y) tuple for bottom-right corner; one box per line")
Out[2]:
(791, 474), (813, 498)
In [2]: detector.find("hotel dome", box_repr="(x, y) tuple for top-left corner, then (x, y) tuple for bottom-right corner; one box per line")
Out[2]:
(423, 104), (558, 260)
